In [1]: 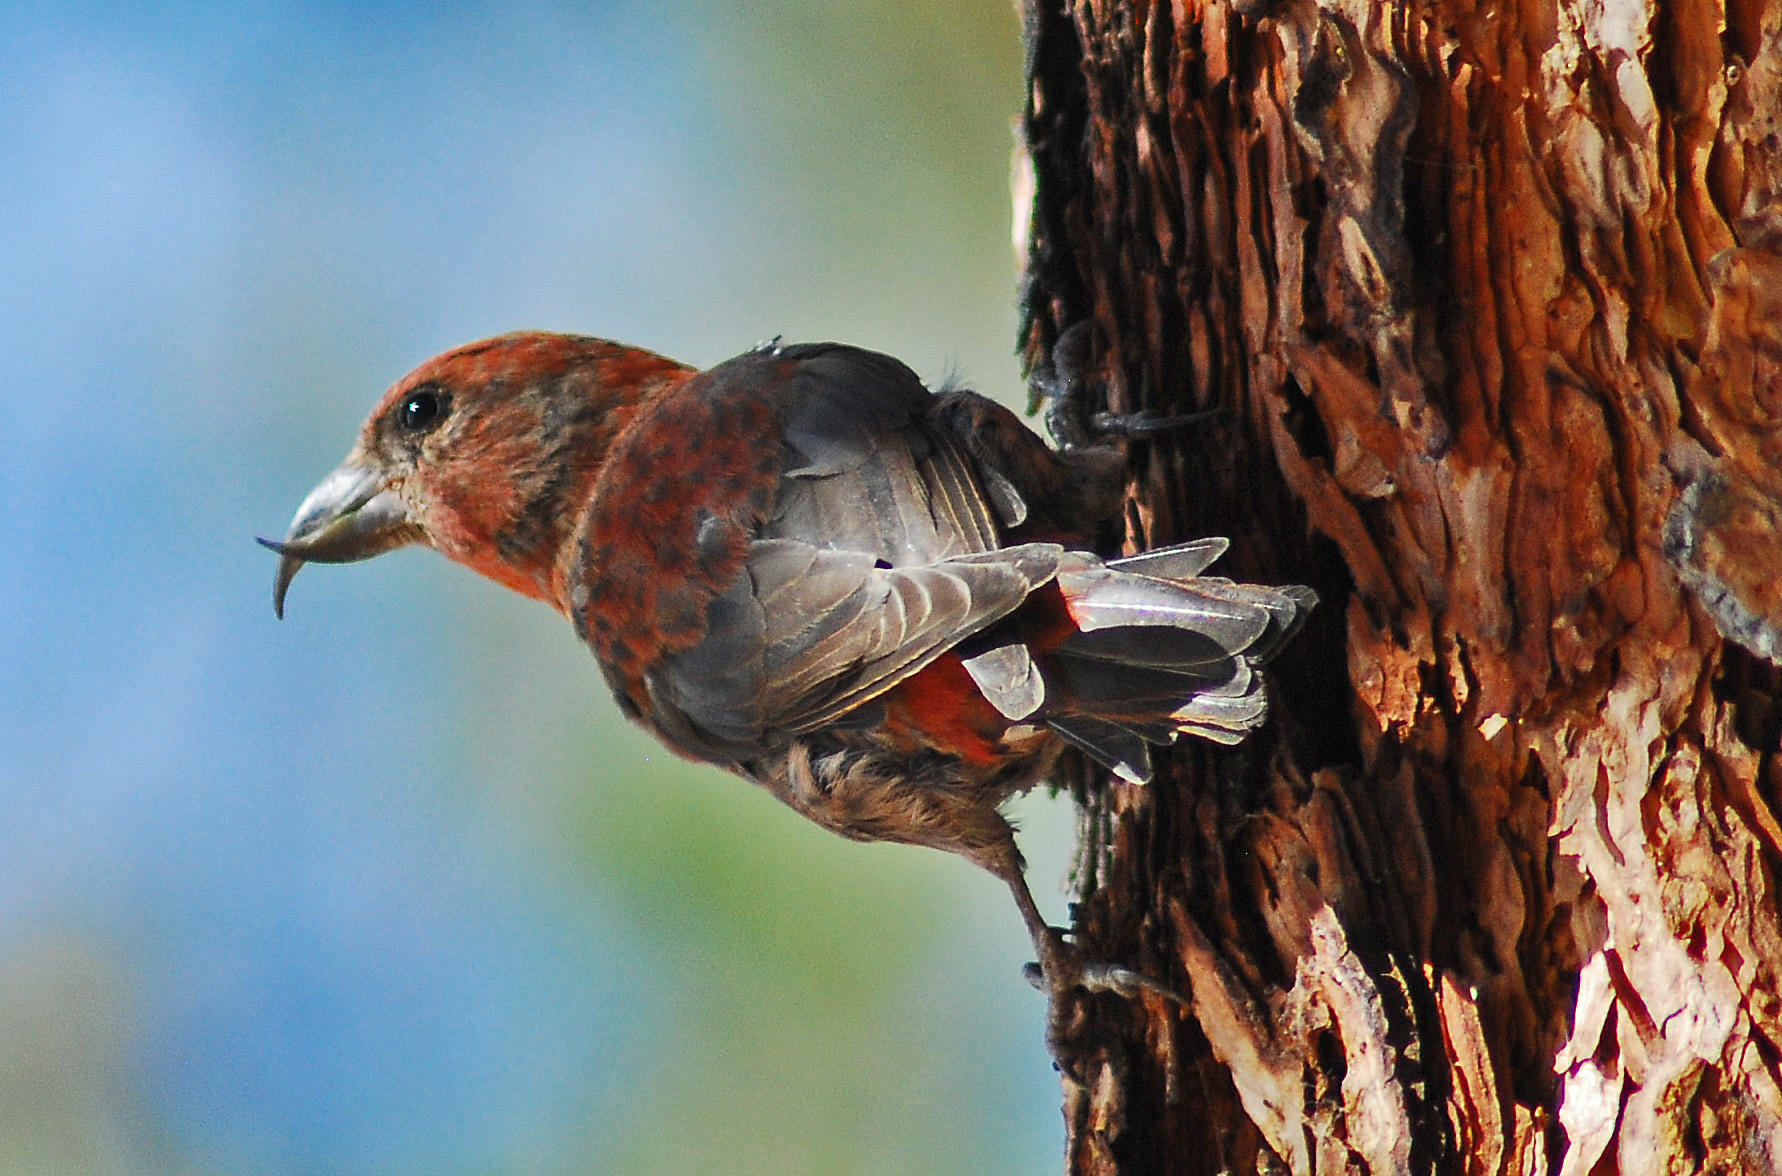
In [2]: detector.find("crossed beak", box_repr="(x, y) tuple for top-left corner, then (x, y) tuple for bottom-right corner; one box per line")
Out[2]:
(258, 461), (421, 618)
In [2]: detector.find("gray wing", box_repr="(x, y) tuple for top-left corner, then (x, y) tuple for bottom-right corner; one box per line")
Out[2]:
(642, 343), (1054, 754)
(749, 539), (1061, 735)
(763, 343), (1001, 562)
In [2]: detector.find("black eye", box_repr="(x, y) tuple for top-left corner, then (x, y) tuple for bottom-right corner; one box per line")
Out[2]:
(399, 389), (444, 432)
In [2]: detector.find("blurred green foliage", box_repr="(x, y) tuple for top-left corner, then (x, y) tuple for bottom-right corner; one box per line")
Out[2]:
(0, 2), (1075, 1174)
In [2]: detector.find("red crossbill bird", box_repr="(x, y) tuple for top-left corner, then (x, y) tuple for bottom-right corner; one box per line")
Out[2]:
(263, 331), (1313, 1027)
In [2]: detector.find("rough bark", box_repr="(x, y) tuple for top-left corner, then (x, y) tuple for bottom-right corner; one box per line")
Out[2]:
(1015, 0), (1782, 1172)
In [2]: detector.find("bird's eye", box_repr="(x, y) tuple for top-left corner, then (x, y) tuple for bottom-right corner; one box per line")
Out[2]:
(399, 389), (445, 432)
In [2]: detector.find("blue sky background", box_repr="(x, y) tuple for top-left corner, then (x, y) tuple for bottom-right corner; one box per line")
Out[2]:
(0, 3), (1087, 1174)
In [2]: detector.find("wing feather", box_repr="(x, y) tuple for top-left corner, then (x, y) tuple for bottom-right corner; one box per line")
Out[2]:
(769, 543), (1063, 734)
(916, 427), (1001, 553)
(633, 343), (1053, 756)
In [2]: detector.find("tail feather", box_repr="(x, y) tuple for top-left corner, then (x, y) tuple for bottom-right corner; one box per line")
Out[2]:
(1244, 582), (1319, 661)
(1054, 624), (1239, 672)
(1045, 654), (1251, 709)
(1029, 540), (1314, 770)
(1105, 537), (1229, 580)
(1170, 688), (1269, 732)
(1173, 720), (1253, 747)
(1055, 558), (1273, 649)
(1047, 715), (1156, 783)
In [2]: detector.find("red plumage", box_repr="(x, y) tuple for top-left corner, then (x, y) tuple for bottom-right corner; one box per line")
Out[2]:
(265, 331), (1314, 1027)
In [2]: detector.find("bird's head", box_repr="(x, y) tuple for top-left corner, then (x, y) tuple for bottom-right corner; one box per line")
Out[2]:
(262, 331), (693, 617)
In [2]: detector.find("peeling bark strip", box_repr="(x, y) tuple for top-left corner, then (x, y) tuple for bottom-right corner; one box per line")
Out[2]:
(1017, 0), (1782, 1172)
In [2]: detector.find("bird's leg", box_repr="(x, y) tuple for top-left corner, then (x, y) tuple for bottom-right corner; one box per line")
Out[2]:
(1033, 320), (1220, 448)
(1005, 869), (1185, 1004)
(1004, 861), (1080, 995)
(995, 848), (1186, 1071)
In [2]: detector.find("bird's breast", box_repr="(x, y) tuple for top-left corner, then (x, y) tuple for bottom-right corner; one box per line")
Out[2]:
(568, 365), (785, 709)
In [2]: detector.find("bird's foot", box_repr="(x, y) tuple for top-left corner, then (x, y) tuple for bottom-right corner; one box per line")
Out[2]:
(1034, 321), (1219, 448)
(998, 862), (1183, 1077)
(1087, 407), (1220, 438)
(1033, 321), (1102, 450)
(1020, 925), (1186, 1079)
(1021, 939), (1184, 1002)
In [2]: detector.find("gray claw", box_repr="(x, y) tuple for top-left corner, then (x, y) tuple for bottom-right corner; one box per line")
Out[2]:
(1025, 944), (1185, 1005)
(1089, 408), (1222, 438)
(1079, 962), (1187, 1004)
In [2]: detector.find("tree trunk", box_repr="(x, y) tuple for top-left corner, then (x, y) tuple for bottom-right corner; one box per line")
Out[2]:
(1015, 0), (1782, 1172)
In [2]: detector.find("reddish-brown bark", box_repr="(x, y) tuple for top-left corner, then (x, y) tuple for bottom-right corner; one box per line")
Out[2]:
(1017, 0), (1782, 1171)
